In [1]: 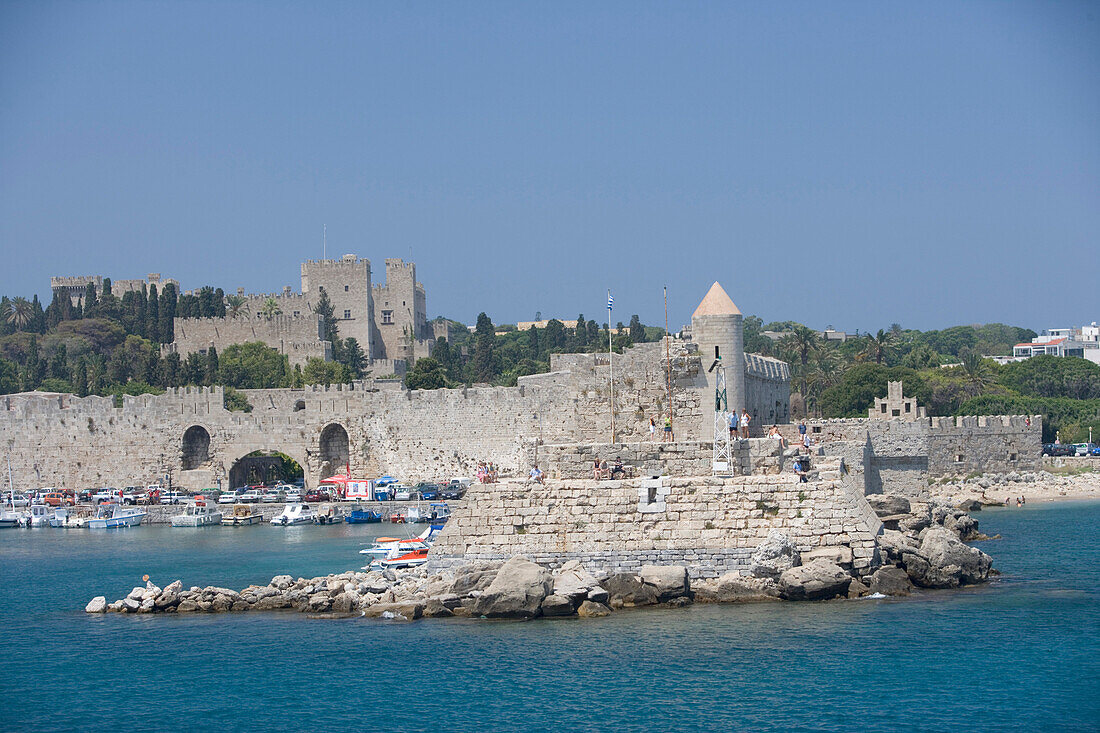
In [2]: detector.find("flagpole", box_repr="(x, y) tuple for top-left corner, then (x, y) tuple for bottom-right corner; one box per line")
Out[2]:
(608, 290), (614, 445)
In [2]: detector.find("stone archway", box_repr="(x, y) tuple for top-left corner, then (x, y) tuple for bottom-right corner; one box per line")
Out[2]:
(319, 423), (350, 480)
(228, 451), (305, 489)
(182, 425), (211, 470)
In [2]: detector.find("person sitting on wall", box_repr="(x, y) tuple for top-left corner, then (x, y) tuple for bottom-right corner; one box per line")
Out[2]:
(597, 460), (610, 480)
(793, 456), (808, 483)
(529, 465), (544, 484)
(768, 425), (786, 448)
(593, 459), (603, 480)
(610, 458), (625, 479)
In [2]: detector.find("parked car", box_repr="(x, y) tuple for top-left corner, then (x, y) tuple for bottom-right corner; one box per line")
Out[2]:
(441, 486), (466, 500)
(8, 492), (31, 507)
(1072, 443), (1090, 457)
(120, 491), (145, 505)
(1043, 443), (1075, 457)
(392, 485), (412, 501)
(238, 489), (263, 503)
(284, 490), (302, 503)
(218, 491), (240, 505)
(413, 482), (441, 500)
(1089, 443), (1100, 457)
(159, 490), (187, 505)
(92, 488), (122, 504)
(42, 491), (75, 507)
(304, 489), (331, 503)
(262, 488), (287, 503)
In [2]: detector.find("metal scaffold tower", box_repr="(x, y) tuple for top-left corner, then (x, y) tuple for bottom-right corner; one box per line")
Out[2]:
(711, 356), (732, 474)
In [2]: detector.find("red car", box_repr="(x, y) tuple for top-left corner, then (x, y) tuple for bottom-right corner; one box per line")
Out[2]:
(304, 489), (331, 503)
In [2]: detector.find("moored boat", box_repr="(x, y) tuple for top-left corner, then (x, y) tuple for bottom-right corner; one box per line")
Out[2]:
(345, 507), (382, 524)
(170, 497), (222, 527)
(221, 504), (264, 526)
(271, 502), (317, 526)
(314, 503), (347, 525)
(367, 545), (430, 571)
(48, 507), (91, 528)
(87, 503), (147, 529)
(23, 503), (56, 527)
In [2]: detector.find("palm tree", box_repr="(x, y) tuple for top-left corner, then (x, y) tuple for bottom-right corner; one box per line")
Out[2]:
(861, 329), (896, 365)
(226, 295), (249, 318)
(960, 351), (995, 396)
(259, 297), (281, 319)
(2, 297), (33, 330)
(779, 325), (820, 407)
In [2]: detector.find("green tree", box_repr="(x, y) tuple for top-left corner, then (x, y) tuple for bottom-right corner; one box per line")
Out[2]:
(302, 357), (349, 386)
(861, 329), (897, 365)
(3, 297), (33, 330)
(83, 282), (98, 316)
(259, 297), (282, 319)
(629, 315), (645, 343)
(473, 312), (496, 383)
(145, 284), (160, 342)
(314, 287), (338, 343)
(226, 294), (249, 318)
(217, 342), (291, 389)
(819, 363), (927, 417)
(158, 283), (177, 343)
(544, 319), (566, 351)
(204, 346), (219, 386)
(48, 343), (68, 381)
(404, 357), (447, 390)
(72, 356), (88, 396)
(340, 337), (366, 379)
(999, 355), (1100, 400)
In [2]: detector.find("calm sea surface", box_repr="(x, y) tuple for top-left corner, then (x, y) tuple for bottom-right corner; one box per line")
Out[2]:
(1, 503), (1098, 732)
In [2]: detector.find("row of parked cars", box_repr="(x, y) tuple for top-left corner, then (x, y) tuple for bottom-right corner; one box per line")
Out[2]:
(1042, 443), (1100, 457)
(370, 477), (469, 501)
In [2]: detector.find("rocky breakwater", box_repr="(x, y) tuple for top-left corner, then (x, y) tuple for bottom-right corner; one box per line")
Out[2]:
(866, 493), (995, 591)
(85, 500), (996, 619)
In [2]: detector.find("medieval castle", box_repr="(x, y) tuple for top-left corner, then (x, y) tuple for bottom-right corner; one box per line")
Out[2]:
(52, 255), (449, 372)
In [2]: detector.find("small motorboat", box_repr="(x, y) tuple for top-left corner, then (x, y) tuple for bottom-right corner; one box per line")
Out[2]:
(48, 507), (90, 528)
(87, 502), (147, 529)
(23, 503), (55, 527)
(222, 504), (264, 526)
(271, 502), (317, 526)
(170, 497), (222, 527)
(416, 502), (450, 524)
(0, 508), (23, 528)
(314, 503), (347, 525)
(367, 545), (430, 571)
(345, 507), (382, 524)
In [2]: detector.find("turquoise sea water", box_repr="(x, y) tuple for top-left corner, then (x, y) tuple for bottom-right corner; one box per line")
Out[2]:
(1, 504), (1098, 732)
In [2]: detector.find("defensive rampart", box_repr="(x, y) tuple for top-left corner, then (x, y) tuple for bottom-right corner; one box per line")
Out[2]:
(429, 473), (882, 579)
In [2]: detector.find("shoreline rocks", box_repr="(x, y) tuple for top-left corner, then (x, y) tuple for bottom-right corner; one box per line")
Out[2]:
(86, 496), (997, 620)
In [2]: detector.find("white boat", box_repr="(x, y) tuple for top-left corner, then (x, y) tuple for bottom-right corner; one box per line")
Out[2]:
(366, 542), (430, 571)
(358, 526), (437, 559)
(271, 502), (317, 526)
(48, 507), (90, 528)
(313, 503), (346, 525)
(221, 504), (264, 526)
(24, 503), (56, 527)
(87, 502), (147, 529)
(170, 497), (222, 527)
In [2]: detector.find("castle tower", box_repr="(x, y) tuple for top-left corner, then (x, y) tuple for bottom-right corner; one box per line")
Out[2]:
(300, 255), (374, 361)
(691, 282), (745, 440)
(372, 258), (428, 362)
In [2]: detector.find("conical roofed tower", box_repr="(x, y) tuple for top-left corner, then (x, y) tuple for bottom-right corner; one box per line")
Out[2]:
(691, 282), (745, 439)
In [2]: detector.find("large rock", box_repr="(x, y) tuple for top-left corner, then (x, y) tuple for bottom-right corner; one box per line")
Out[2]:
(600, 574), (659, 608)
(471, 557), (553, 619)
(705, 574), (779, 603)
(422, 599), (454, 618)
(749, 531), (800, 580)
(576, 600), (612, 618)
(363, 602), (423, 620)
(639, 565), (689, 600)
(153, 590), (179, 609)
(451, 564), (500, 595)
(868, 566), (913, 596)
(85, 596), (107, 614)
(877, 529), (920, 564)
(540, 594), (576, 617)
(778, 560), (852, 601)
(903, 527), (992, 588)
(867, 494), (912, 517)
(553, 562), (601, 600)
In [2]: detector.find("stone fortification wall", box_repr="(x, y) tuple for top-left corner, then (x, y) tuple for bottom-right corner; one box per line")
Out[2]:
(168, 315), (330, 366)
(779, 415), (1042, 499)
(532, 438), (793, 480)
(0, 341), (781, 493)
(429, 474), (882, 579)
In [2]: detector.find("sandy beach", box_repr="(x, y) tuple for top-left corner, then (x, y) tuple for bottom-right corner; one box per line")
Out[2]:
(931, 468), (1100, 507)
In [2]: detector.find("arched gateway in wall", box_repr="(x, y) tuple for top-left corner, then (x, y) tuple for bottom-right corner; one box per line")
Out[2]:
(318, 422), (350, 480)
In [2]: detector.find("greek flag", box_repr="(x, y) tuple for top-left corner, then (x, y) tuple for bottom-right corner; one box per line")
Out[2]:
(607, 291), (614, 311)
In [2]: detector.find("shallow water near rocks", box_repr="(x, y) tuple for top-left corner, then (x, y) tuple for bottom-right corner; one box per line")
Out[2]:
(1, 504), (1098, 732)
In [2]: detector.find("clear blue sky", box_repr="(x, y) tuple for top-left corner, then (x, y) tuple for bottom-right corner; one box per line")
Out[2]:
(1, 1), (1096, 333)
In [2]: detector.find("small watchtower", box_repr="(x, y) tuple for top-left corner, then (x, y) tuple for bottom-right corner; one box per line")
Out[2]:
(869, 381), (926, 421)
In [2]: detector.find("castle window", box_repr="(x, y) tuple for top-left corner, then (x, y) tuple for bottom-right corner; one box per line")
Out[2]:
(881, 404), (887, 413)
(1009, 452), (1018, 461)
(892, 409), (900, 417)
(344, 310), (351, 319)
(344, 285), (349, 292)
(382, 310), (393, 324)
(955, 454), (964, 463)
(904, 402), (911, 413)
(293, 311), (300, 317)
